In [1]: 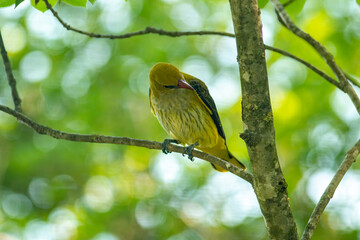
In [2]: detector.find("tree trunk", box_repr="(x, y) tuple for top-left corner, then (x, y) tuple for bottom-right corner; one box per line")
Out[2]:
(228, 0), (298, 239)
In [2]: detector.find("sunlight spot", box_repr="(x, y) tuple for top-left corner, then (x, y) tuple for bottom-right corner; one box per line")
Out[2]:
(28, 178), (54, 209)
(24, 220), (53, 240)
(83, 175), (114, 213)
(135, 200), (165, 229)
(20, 51), (52, 83)
(150, 154), (184, 185)
(170, 3), (203, 30)
(209, 70), (240, 109)
(2, 193), (33, 219)
(182, 56), (213, 83)
(26, 9), (64, 40)
(49, 208), (78, 240)
(99, 0), (130, 33)
(1, 23), (26, 54)
(61, 65), (90, 98)
(331, 90), (359, 123)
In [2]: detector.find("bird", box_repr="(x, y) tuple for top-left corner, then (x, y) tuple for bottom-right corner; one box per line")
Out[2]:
(149, 62), (246, 172)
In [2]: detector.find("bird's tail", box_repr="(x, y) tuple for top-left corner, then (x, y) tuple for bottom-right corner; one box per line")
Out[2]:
(210, 151), (246, 172)
(199, 145), (246, 172)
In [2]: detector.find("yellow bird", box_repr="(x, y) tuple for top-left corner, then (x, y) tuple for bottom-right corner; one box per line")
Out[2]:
(149, 63), (246, 172)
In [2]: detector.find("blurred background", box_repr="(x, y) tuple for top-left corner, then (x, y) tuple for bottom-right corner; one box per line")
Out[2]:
(0, 0), (360, 239)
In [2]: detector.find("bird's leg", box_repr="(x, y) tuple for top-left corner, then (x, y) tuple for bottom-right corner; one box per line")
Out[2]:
(182, 142), (199, 161)
(161, 139), (179, 154)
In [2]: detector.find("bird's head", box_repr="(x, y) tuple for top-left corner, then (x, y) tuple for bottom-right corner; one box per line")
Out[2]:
(149, 63), (193, 91)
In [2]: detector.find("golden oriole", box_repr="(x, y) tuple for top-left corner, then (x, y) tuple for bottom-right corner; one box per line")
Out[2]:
(149, 62), (246, 172)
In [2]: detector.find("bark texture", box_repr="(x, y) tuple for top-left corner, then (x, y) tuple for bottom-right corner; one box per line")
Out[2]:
(228, 0), (298, 239)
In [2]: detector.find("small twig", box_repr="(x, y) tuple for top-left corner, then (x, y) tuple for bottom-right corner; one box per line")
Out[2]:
(42, 0), (234, 39)
(0, 32), (22, 112)
(283, 0), (296, 7)
(0, 104), (253, 184)
(301, 139), (360, 240)
(43, 0), (359, 93)
(345, 73), (360, 88)
(271, 0), (360, 115)
(265, 45), (344, 91)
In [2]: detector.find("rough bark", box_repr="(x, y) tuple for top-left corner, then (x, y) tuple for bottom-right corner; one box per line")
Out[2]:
(228, 0), (298, 239)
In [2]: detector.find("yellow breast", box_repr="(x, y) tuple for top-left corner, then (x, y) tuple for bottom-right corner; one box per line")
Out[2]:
(151, 88), (219, 148)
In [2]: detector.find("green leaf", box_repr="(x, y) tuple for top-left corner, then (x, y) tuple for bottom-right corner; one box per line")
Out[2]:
(89, 0), (96, 4)
(258, 0), (269, 8)
(31, 0), (58, 12)
(0, 0), (15, 7)
(15, 0), (24, 7)
(280, 0), (306, 14)
(62, 0), (87, 7)
(357, 0), (360, 6)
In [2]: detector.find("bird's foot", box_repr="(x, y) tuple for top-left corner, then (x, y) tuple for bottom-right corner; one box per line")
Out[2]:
(161, 139), (179, 154)
(182, 142), (199, 161)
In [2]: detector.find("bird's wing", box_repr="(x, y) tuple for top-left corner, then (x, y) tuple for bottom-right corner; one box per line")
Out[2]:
(149, 88), (156, 116)
(182, 72), (226, 141)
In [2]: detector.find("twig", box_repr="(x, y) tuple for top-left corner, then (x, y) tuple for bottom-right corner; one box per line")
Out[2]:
(301, 139), (360, 240)
(345, 73), (360, 88)
(0, 32), (22, 112)
(0, 104), (253, 184)
(271, 0), (360, 115)
(265, 45), (344, 91)
(43, 0), (359, 93)
(283, 0), (296, 7)
(42, 0), (234, 39)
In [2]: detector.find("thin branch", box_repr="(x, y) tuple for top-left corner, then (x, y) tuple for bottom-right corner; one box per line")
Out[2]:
(265, 45), (345, 91)
(0, 32), (22, 112)
(301, 139), (360, 240)
(345, 73), (360, 88)
(271, 0), (360, 115)
(0, 104), (253, 184)
(283, 0), (296, 7)
(43, 0), (359, 93)
(42, 0), (234, 39)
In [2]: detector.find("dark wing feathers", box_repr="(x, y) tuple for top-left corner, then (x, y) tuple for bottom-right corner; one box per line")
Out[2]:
(183, 73), (226, 141)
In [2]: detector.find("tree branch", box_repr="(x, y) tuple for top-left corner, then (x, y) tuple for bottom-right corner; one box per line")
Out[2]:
(271, 0), (360, 115)
(42, 0), (234, 39)
(301, 139), (360, 240)
(0, 104), (253, 184)
(229, 0), (298, 239)
(43, 0), (358, 93)
(265, 45), (344, 91)
(0, 32), (22, 112)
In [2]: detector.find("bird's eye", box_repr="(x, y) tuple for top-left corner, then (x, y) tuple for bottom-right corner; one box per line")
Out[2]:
(164, 85), (176, 89)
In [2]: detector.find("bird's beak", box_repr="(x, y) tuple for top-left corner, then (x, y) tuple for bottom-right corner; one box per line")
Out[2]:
(177, 79), (193, 90)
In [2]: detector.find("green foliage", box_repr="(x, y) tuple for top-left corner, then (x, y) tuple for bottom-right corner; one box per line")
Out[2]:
(62, 0), (87, 7)
(0, 0), (14, 7)
(0, 0), (359, 239)
(30, 0), (57, 12)
(15, 0), (25, 7)
(258, 0), (269, 9)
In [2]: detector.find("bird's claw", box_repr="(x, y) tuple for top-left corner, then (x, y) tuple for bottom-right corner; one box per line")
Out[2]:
(182, 142), (199, 161)
(161, 139), (178, 154)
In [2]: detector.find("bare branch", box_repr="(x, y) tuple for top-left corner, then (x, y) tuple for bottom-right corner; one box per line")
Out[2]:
(42, 0), (234, 39)
(0, 104), (253, 184)
(0, 32), (22, 112)
(301, 139), (360, 240)
(271, 0), (360, 115)
(345, 73), (360, 88)
(43, 0), (359, 94)
(283, 0), (296, 7)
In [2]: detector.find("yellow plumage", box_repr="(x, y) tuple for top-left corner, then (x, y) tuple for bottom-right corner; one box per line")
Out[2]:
(149, 63), (246, 172)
